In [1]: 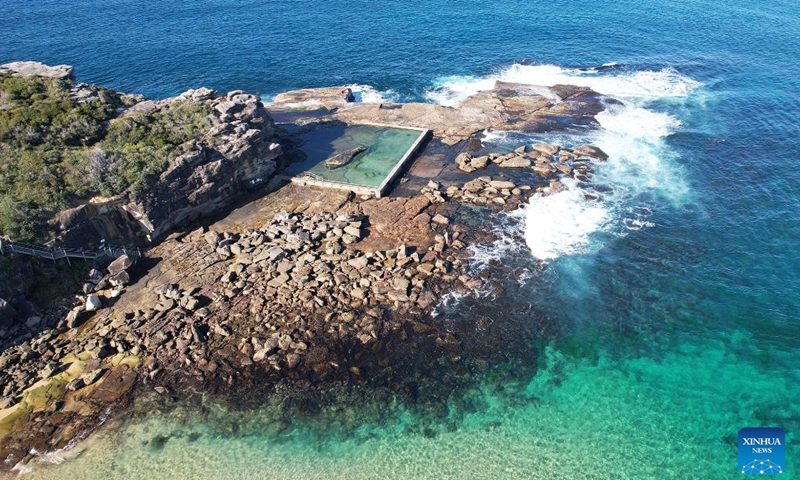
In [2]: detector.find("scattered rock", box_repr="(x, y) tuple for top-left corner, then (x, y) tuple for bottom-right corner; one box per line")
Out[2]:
(80, 368), (106, 386)
(455, 152), (491, 173)
(533, 164), (556, 176)
(155, 299), (176, 312)
(532, 143), (559, 155)
(109, 271), (130, 287)
(499, 156), (532, 168)
(204, 230), (222, 246)
(471, 155), (489, 169)
(181, 296), (202, 311)
(268, 274), (291, 288)
(85, 295), (102, 312)
(573, 144), (609, 161)
(107, 255), (134, 276)
(347, 257), (369, 269)
(285, 353), (301, 369)
(432, 214), (450, 225)
(489, 180), (515, 190)
(66, 309), (84, 328)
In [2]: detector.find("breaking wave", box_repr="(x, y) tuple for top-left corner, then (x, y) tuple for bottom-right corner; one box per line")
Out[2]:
(433, 63), (699, 261)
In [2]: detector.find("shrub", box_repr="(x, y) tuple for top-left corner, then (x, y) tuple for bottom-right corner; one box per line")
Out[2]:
(0, 196), (37, 240)
(0, 74), (212, 241)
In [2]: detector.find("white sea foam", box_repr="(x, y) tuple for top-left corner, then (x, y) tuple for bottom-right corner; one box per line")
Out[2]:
(499, 64), (699, 100)
(468, 219), (527, 270)
(346, 84), (397, 103)
(430, 291), (468, 317)
(440, 63), (700, 261)
(512, 106), (689, 260)
(522, 179), (610, 260)
(595, 104), (681, 138)
(590, 105), (690, 205)
(479, 129), (513, 143)
(12, 407), (109, 475)
(11, 448), (67, 475)
(423, 75), (495, 107)
(426, 64), (701, 107)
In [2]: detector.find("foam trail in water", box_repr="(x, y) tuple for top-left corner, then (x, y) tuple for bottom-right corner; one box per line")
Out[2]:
(595, 104), (680, 138)
(590, 103), (691, 206)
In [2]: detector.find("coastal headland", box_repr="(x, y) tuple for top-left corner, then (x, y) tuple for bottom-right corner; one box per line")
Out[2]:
(0, 62), (611, 472)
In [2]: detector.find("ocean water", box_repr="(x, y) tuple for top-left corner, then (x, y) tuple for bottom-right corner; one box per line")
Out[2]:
(3, 0), (800, 478)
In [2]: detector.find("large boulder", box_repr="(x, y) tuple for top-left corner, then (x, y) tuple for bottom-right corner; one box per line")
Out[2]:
(50, 199), (147, 250)
(85, 295), (102, 312)
(573, 145), (609, 161)
(107, 254), (134, 276)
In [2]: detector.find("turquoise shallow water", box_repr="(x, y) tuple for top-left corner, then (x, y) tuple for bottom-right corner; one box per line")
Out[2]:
(20, 332), (800, 479)
(3, 0), (800, 477)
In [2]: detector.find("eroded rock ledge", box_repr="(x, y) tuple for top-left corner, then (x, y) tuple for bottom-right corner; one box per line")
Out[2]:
(269, 81), (614, 145)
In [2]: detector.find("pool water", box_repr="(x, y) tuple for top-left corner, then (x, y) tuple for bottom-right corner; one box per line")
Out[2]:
(284, 124), (424, 188)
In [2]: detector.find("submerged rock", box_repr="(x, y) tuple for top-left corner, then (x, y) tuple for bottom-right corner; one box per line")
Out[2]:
(325, 146), (366, 168)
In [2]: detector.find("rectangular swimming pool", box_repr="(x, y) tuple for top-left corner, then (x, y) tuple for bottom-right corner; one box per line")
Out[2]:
(286, 123), (429, 197)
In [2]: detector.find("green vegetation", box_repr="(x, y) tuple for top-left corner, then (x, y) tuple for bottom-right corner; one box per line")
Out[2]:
(96, 100), (211, 196)
(0, 74), (212, 241)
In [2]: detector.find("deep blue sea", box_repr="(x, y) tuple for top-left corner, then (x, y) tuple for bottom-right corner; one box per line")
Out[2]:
(2, 0), (799, 478)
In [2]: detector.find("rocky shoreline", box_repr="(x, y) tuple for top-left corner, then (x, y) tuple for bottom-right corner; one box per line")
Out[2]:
(0, 62), (610, 472)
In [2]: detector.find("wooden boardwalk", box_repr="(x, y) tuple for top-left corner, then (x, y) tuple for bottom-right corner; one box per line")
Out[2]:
(0, 236), (140, 263)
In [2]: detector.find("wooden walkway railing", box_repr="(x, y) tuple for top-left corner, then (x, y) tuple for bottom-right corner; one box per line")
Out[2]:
(0, 236), (140, 264)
